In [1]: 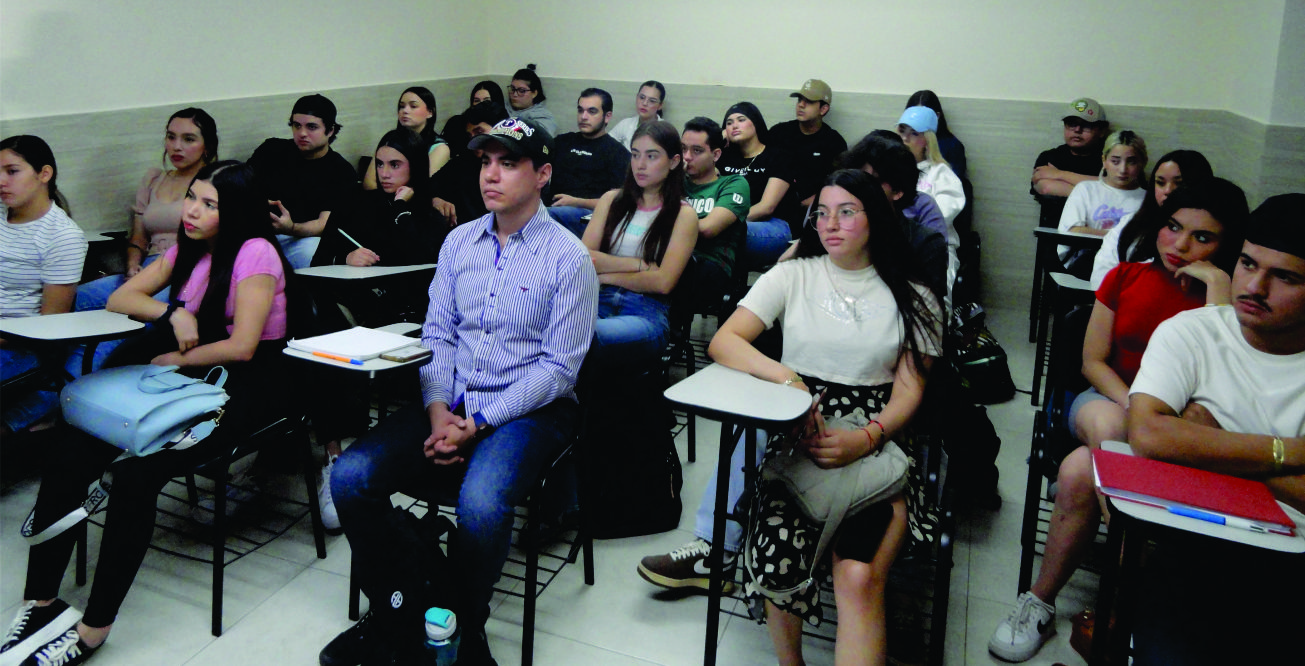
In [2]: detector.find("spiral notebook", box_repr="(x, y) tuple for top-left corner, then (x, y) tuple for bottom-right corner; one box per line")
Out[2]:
(287, 326), (416, 361)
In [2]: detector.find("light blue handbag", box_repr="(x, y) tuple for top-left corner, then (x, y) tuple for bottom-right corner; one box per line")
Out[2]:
(23, 365), (230, 544)
(60, 364), (229, 456)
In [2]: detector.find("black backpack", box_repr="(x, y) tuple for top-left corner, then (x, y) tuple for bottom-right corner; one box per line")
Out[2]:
(585, 370), (683, 539)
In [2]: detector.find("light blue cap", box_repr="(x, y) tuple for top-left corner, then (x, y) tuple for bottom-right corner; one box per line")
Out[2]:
(897, 106), (938, 133)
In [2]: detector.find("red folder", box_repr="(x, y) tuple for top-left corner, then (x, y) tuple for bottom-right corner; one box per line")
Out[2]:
(1092, 449), (1296, 535)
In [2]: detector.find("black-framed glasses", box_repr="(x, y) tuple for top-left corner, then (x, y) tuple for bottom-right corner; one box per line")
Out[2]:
(509, 86), (532, 96)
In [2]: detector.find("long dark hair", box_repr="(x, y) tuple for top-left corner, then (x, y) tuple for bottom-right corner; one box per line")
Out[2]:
(0, 135), (70, 214)
(1118, 149), (1213, 261)
(396, 86), (439, 146)
(169, 160), (294, 343)
(906, 90), (953, 139)
(795, 169), (943, 371)
(374, 128), (431, 200)
(1130, 178), (1249, 276)
(600, 121), (685, 266)
(164, 107), (219, 165)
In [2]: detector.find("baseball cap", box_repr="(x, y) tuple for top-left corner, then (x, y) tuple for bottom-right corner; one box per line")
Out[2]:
(897, 106), (938, 134)
(1064, 97), (1107, 124)
(467, 117), (553, 166)
(1245, 193), (1305, 261)
(790, 79), (832, 105)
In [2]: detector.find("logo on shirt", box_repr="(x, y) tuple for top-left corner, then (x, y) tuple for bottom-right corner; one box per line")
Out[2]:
(731, 193), (744, 205)
(569, 148), (594, 157)
(690, 198), (716, 215)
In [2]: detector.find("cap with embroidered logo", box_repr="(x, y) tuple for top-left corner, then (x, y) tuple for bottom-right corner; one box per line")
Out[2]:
(790, 79), (832, 105)
(467, 117), (554, 166)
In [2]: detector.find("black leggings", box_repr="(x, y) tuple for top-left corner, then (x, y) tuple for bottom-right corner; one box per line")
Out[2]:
(23, 335), (290, 628)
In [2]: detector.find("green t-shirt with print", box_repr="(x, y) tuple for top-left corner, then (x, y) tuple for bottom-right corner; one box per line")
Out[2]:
(684, 173), (750, 276)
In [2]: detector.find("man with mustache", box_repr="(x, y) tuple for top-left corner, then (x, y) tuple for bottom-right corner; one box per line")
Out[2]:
(1119, 193), (1305, 664)
(547, 87), (629, 237)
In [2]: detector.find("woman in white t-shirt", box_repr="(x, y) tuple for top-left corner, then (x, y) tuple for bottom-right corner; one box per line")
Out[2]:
(714, 169), (943, 664)
(0, 135), (88, 434)
(582, 120), (697, 373)
(1056, 130), (1148, 267)
(896, 105), (965, 225)
(608, 80), (665, 150)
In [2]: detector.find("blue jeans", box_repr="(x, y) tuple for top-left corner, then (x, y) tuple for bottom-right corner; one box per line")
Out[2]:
(693, 429), (768, 553)
(547, 206), (592, 239)
(744, 218), (792, 271)
(332, 399), (577, 631)
(591, 287), (669, 374)
(1, 346), (61, 432)
(277, 234), (320, 270)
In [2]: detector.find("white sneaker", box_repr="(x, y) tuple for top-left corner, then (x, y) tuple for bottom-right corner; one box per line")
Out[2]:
(319, 457), (342, 534)
(988, 591), (1056, 662)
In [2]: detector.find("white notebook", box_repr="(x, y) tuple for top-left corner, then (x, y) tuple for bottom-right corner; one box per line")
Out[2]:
(287, 326), (417, 360)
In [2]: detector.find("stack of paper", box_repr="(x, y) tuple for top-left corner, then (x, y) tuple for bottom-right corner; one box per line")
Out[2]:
(287, 326), (416, 360)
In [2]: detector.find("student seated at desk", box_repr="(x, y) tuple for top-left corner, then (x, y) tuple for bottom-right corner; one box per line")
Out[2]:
(1, 160), (295, 666)
(0, 135), (88, 437)
(360, 86), (451, 192)
(718, 102), (798, 271)
(640, 170), (944, 665)
(581, 120), (697, 374)
(1123, 194), (1305, 665)
(1031, 97), (1109, 228)
(905, 90), (966, 181)
(895, 106), (965, 228)
(607, 80), (665, 150)
(441, 81), (506, 156)
(505, 64), (557, 137)
(1090, 149), (1213, 289)
(1055, 130), (1148, 273)
(77, 108), (220, 312)
(432, 100), (509, 227)
(988, 180), (1249, 663)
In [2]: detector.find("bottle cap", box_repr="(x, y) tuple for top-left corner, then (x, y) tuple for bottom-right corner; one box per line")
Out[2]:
(424, 607), (457, 641)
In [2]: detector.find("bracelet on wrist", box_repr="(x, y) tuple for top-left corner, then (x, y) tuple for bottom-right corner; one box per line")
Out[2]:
(1272, 436), (1286, 472)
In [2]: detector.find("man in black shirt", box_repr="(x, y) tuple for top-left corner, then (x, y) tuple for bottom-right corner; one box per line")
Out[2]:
(547, 87), (629, 236)
(247, 94), (359, 268)
(1030, 97), (1109, 227)
(767, 79), (848, 211)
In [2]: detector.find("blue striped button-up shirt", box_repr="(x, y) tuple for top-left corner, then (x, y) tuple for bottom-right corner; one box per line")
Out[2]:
(419, 203), (598, 426)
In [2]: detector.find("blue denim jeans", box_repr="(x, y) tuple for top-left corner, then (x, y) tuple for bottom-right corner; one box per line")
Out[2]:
(744, 217), (792, 271)
(693, 428), (768, 553)
(277, 234), (320, 270)
(591, 286), (669, 374)
(1, 346), (60, 432)
(332, 398), (577, 631)
(546, 206), (592, 239)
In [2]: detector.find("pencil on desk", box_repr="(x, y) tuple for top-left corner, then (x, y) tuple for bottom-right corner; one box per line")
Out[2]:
(338, 228), (364, 249)
(312, 350), (364, 365)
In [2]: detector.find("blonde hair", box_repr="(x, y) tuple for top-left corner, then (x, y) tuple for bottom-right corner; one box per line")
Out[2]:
(922, 130), (948, 166)
(1099, 130), (1148, 183)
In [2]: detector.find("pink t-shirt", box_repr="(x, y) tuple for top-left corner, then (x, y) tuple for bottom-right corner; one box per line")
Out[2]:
(163, 238), (288, 340)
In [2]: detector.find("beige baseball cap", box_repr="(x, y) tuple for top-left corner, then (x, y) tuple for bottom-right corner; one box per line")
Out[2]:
(791, 79), (832, 105)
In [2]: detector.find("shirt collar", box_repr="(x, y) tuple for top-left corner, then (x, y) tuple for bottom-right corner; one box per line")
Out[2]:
(475, 201), (550, 255)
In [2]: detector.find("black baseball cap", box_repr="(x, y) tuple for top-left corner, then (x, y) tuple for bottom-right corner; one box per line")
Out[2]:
(467, 117), (553, 167)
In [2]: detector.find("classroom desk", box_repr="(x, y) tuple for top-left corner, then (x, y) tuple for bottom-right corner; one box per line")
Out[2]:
(663, 363), (811, 666)
(1031, 271), (1095, 406)
(1089, 441), (1305, 665)
(1028, 228), (1102, 344)
(0, 310), (145, 376)
(295, 263), (436, 280)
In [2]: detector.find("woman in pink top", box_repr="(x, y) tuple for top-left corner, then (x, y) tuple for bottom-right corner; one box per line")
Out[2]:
(5, 161), (296, 665)
(76, 108), (219, 312)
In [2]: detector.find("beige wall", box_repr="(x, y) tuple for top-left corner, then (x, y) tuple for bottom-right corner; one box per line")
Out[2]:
(488, 0), (1290, 124)
(0, 0), (488, 119)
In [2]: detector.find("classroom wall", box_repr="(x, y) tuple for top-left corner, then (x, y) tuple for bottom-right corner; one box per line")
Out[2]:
(486, 0), (1292, 125)
(0, 0), (488, 119)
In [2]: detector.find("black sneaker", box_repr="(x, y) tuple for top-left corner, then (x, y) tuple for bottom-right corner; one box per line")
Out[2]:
(16, 629), (98, 666)
(0, 600), (81, 665)
(636, 539), (736, 593)
(319, 610), (390, 666)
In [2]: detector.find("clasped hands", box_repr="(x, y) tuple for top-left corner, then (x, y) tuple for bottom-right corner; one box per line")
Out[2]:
(789, 397), (881, 469)
(424, 404), (480, 465)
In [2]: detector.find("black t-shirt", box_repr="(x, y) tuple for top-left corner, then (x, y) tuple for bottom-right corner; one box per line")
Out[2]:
(767, 120), (847, 204)
(1031, 143), (1102, 226)
(247, 138), (359, 226)
(550, 133), (629, 200)
(717, 145), (799, 224)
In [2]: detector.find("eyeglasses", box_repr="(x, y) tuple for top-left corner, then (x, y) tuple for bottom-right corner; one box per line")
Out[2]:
(809, 206), (865, 230)
(509, 86), (532, 96)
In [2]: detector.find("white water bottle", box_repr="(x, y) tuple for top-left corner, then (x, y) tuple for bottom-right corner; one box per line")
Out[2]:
(424, 607), (460, 666)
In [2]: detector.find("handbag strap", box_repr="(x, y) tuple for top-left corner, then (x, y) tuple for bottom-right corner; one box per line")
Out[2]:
(744, 463), (860, 598)
(19, 409), (223, 545)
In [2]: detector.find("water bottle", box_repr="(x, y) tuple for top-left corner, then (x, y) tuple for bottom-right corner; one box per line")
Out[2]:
(424, 606), (460, 666)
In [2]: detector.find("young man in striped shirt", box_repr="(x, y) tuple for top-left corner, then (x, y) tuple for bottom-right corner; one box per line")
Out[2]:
(321, 118), (599, 666)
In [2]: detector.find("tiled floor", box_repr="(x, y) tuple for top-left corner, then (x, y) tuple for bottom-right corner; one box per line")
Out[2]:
(0, 305), (1106, 665)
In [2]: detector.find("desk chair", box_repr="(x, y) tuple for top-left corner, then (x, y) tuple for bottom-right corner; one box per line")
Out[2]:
(344, 408), (594, 666)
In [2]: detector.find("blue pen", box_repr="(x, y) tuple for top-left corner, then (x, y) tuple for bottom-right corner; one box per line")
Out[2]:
(1168, 505), (1225, 525)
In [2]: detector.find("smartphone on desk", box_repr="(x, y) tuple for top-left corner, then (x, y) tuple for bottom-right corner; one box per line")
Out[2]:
(380, 346), (432, 363)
